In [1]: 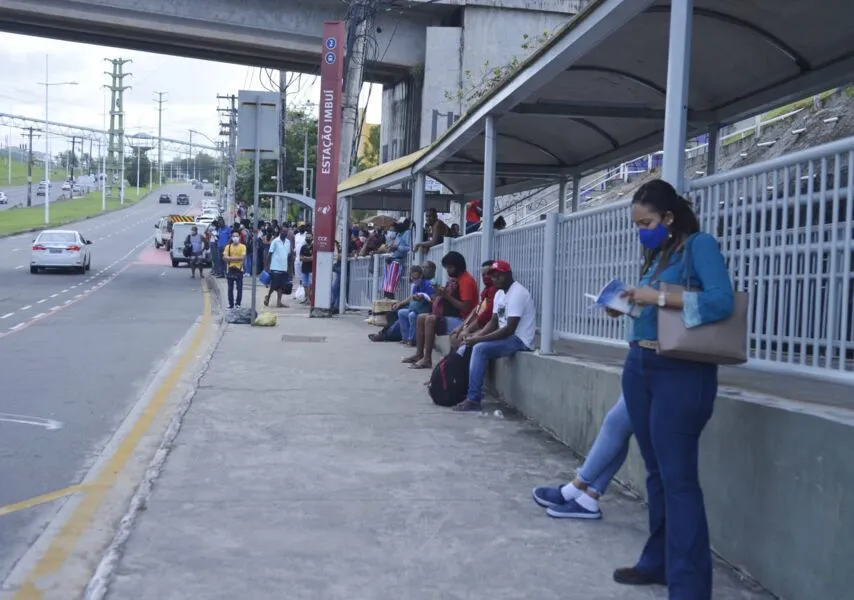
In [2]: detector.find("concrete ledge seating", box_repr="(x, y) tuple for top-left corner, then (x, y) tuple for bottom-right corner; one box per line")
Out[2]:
(432, 335), (854, 600)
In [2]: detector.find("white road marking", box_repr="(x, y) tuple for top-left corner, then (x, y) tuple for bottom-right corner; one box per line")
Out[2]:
(36, 299), (47, 304)
(50, 305), (62, 312)
(0, 412), (63, 430)
(0, 313), (13, 319)
(50, 293), (59, 298)
(20, 305), (31, 311)
(15, 265), (24, 270)
(10, 323), (26, 331)
(11, 248), (19, 252)
(31, 313), (45, 319)
(61, 288), (69, 293)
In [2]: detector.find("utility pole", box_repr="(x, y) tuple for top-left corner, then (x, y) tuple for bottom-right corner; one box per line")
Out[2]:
(339, 0), (374, 181)
(218, 93), (238, 218)
(104, 58), (132, 201)
(277, 70), (288, 222)
(22, 126), (40, 207)
(153, 91), (167, 185)
(88, 137), (93, 176)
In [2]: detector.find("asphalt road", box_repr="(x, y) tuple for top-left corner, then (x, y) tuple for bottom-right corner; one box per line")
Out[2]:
(0, 183), (212, 582)
(0, 175), (99, 211)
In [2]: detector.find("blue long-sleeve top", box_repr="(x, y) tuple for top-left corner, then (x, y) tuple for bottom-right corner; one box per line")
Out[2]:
(629, 232), (735, 342)
(391, 229), (412, 259)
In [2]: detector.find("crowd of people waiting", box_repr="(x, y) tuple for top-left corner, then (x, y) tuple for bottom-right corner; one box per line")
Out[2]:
(362, 179), (736, 600)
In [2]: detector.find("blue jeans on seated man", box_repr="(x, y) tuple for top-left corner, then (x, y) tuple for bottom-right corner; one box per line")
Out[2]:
(458, 335), (528, 403)
(397, 308), (419, 342)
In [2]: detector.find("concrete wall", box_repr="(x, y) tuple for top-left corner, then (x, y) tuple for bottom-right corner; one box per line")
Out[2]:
(380, 77), (423, 163)
(421, 27), (464, 146)
(458, 6), (574, 111)
(459, 346), (854, 600)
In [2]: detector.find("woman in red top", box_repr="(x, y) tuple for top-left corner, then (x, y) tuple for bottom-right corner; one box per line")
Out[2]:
(402, 251), (478, 369)
(449, 260), (498, 352)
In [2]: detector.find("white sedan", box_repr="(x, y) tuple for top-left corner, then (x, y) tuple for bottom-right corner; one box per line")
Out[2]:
(0, 191), (7, 204)
(30, 230), (92, 274)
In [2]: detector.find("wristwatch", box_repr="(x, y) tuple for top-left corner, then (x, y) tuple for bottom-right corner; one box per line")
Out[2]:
(657, 291), (667, 308)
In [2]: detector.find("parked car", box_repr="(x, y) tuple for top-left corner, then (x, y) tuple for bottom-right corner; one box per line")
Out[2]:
(30, 229), (92, 274)
(159, 193), (172, 204)
(203, 189), (214, 197)
(0, 191), (7, 204)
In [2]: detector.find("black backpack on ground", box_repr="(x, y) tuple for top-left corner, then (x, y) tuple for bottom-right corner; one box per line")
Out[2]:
(428, 347), (471, 407)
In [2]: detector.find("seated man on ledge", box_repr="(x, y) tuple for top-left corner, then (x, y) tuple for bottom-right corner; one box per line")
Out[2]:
(449, 260), (498, 353)
(453, 260), (536, 412)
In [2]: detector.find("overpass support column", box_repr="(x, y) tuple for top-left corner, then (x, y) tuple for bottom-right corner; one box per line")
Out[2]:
(481, 115), (497, 262)
(571, 174), (581, 212)
(412, 173), (426, 264)
(557, 178), (567, 214)
(706, 123), (719, 176)
(661, 0), (694, 194)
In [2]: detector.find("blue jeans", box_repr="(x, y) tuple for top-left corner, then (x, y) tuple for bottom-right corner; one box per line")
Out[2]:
(397, 308), (419, 342)
(577, 394), (632, 495)
(622, 345), (717, 600)
(460, 335), (528, 403)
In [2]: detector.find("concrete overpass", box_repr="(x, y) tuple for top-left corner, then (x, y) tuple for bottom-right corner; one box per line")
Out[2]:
(0, 0), (458, 83)
(0, 0), (585, 162)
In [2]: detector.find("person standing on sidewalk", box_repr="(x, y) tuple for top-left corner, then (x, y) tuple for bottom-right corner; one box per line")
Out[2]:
(613, 179), (734, 599)
(223, 232), (246, 309)
(298, 233), (314, 305)
(265, 228), (291, 308)
(215, 217), (232, 279)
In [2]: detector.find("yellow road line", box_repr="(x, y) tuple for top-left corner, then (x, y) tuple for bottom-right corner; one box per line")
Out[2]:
(14, 282), (212, 600)
(0, 486), (92, 518)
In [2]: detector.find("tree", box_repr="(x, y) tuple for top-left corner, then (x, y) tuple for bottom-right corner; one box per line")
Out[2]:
(56, 150), (79, 169)
(194, 152), (218, 180)
(124, 148), (152, 187)
(359, 124), (380, 171)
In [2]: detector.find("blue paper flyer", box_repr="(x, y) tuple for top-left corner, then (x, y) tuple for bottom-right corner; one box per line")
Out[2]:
(584, 279), (642, 318)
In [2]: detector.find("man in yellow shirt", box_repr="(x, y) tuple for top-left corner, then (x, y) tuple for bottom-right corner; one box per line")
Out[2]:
(223, 232), (247, 309)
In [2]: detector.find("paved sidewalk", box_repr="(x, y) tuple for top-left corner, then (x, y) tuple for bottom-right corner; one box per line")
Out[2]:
(102, 283), (771, 600)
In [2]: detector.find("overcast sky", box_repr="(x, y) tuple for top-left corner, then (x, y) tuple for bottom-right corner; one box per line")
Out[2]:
(0, 32), (382, 160)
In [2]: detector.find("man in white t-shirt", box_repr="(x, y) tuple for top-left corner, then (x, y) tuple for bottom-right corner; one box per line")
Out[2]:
(454, 259), (536, 412)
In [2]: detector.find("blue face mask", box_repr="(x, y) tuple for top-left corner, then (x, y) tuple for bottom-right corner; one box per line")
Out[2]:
(638, 223), (669, 250)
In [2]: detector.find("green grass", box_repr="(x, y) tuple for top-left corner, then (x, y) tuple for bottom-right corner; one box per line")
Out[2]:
(0, 158), (69, 188)
(0, 184), (162, 236)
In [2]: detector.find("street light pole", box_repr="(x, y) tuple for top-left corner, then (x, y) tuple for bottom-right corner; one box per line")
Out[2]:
(44, 55), (49, 225)
(41, 55), (78, 224)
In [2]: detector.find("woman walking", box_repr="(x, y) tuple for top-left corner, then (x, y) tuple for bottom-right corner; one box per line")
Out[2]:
(613, 179), (734, 600)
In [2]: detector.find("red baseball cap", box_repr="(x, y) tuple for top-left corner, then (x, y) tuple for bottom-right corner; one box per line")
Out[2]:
(489, 260), (512, 273)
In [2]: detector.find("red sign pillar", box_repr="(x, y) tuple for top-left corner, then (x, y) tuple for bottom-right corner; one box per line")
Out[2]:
(311, 21), (345, 310)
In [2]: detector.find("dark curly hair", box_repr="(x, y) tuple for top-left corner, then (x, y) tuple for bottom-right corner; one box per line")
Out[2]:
(632, 179), (700, 275)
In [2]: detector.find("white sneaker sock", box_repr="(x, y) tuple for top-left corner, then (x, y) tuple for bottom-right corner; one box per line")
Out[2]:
(560, 482), (583, 501)
(575, 492), (600, 513)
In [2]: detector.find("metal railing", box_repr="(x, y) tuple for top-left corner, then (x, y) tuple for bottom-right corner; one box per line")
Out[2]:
(344, 135), (854, 382)
(687, 136), (854, 380)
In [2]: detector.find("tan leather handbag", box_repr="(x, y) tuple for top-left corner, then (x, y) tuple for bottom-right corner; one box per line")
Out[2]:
(655, 237), (749, 365)
(657, 283), (748, 364)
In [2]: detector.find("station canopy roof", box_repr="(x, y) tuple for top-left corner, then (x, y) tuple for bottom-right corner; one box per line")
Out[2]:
(339, 0), (854, 200)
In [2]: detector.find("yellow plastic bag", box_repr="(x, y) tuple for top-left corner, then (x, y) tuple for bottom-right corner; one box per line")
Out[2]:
(254, 312), (278, 327)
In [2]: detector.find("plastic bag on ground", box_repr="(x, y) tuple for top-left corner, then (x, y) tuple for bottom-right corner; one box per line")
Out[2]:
(254, 312), (277, 327)
(225, 307), (253, 324)
(294, 285), (306, 303)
